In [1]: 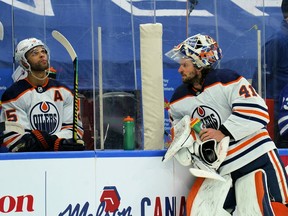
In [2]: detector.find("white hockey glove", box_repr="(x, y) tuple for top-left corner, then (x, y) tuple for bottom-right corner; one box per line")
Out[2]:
(163, 115), (230, 170)
(173, 137), (229, 169)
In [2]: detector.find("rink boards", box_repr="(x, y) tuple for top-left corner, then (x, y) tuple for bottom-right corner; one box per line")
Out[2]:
(0, 149), (287, 215)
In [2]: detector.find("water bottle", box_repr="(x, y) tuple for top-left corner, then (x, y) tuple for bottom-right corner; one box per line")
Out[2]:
(190, 118), (204, 134)
(123, 116), (135, 150)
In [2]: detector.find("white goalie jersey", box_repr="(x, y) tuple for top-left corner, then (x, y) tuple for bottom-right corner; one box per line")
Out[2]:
(168, 68), (276, 175)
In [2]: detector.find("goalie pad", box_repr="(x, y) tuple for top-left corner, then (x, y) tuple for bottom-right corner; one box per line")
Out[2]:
(235, 169), (288, 216)
(187, 174), (232, 216)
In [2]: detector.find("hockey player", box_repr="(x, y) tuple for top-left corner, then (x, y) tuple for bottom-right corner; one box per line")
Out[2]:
(164, 34), (288, 215)
(252, 0), (288, 148)
(278, 83), (288, 142)
(0, 38), (85, 152)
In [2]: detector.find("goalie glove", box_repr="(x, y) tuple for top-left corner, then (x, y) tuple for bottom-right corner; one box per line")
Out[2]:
(163, 115), (230, 169)
(196, 136), (230, 170)
(173, 136), (230, 169)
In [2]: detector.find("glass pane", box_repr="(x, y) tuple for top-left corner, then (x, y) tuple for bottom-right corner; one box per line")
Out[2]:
(0, 0), (286, 151)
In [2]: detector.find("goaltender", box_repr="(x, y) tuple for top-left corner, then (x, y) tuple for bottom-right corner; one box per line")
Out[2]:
(164, 34), (288, 215)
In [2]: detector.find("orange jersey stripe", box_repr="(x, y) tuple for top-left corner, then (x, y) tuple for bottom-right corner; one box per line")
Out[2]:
(204, 76), (243, 90)
(233, 108), (269, 120)
(169, 95), (194, 105)
(227, 131), (269, 156)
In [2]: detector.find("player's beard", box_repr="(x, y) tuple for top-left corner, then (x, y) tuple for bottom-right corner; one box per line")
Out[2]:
(183, 73), (201, 86)
(31, 61), (49, 72)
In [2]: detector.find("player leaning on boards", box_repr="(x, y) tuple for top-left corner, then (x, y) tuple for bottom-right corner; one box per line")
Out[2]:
(0, 38), (85, 152)
(164, 34), (288, 215)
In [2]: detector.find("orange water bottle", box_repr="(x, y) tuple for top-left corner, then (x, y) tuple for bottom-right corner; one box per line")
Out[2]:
(123, 116), (135, 150)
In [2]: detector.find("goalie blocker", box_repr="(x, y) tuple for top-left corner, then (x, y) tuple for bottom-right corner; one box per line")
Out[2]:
(163, 115), (229, 171)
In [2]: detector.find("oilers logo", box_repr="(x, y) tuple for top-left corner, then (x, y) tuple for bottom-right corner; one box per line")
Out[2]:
(191, 105), (221, 129)
(30, 101), (60, 134)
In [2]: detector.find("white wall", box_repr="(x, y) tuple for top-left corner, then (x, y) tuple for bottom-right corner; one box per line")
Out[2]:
(0, 150), (194, 215)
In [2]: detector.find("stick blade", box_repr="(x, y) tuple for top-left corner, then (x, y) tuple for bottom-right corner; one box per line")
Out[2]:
(0, 22), (4, 40)
(52, 30), (77, 61)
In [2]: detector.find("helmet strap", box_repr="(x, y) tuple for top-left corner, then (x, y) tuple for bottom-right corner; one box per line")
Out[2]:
(25, 61), (50, 81)
(29, 70), (50, 81)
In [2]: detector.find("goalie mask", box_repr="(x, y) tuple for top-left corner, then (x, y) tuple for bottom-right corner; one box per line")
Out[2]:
(165, 34), (222, 68)
(15, 38), (50, 72)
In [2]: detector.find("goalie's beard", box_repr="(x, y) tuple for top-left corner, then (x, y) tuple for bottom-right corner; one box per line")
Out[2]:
(183, 73), (202, 86)
(183, 67), (212, 87)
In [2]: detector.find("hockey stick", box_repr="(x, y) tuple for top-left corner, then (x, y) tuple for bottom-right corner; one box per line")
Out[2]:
(52, 30), (79, 141)
(0, 21), (4, 40)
